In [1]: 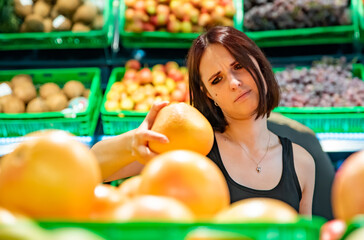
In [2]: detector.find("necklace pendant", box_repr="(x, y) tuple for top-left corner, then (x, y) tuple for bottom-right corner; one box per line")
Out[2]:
(256, 166), (262, 173)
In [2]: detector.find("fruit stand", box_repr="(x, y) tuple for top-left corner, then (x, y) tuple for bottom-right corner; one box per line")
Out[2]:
(1, 0), (364, 239)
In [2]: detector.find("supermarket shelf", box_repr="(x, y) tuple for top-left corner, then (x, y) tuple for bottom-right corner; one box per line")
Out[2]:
(1, 133), (363, 157)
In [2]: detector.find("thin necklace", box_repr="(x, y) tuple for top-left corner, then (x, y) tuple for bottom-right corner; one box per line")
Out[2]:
(225, 132), (271, 173)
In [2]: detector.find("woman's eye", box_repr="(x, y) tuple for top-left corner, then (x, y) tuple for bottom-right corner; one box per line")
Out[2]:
(212, 76), (222, 85)
(233, 64), (243, 70)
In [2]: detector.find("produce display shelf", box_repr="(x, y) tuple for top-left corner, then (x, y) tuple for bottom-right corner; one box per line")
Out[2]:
(0, 68), (102, 137)
(272, 63), (364, 133)
(119, 0), (243, 48)
(0, 0), (114, 50)
(38, 217), (325, 240)
(245, 0), (360, 47)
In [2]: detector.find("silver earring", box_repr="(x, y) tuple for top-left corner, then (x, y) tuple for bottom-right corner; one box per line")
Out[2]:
(214, 101), (218, 106)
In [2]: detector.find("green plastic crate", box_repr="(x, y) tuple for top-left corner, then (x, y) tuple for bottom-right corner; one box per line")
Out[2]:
(119, 0), (243, 48)
(272, 63), (364, 133)
(101, 67), (147, 135)
(0, 68), (102, 137)
(0, 0), (113, 50)
(38, 217), (325, 240)
(244, 0), (360, 47)
(358, 0), (364, 42)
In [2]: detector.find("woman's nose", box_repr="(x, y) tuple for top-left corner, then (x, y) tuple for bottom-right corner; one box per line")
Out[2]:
(229, 75), (241, 90)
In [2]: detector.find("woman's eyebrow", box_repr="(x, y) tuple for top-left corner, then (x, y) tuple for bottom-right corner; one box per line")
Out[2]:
(208, 71), (221, 82)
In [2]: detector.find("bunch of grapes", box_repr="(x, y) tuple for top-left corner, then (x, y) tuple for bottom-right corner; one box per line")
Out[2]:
(276, 57), (364, 108)
(244, 0), (351, 31)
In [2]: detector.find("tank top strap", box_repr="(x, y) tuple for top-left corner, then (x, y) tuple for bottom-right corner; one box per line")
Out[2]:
(278, 136), (302, 201)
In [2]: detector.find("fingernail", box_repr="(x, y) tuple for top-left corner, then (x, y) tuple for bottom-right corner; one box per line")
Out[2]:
(163, 137), (169, 143)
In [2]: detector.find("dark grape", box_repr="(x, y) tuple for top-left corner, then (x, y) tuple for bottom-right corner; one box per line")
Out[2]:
(276, 57), (364, 108)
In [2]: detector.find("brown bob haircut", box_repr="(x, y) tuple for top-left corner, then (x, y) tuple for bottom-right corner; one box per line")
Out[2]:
(187, 26), (280, 133)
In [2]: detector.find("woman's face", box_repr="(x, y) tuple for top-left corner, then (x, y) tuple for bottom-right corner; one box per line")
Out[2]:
(199, 44), (260, 120)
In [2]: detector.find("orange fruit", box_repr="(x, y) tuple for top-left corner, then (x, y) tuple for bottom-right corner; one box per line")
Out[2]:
(214, 198), (298, 223)
(139, 150), (230, 219)
(332, 150), (364, 222)
(148, 102), (214, 155)
(110, 195), (194, 222)
(0, 130), (102, 220)
(117, 175), (142, 199)
(90, 184), (125, 221)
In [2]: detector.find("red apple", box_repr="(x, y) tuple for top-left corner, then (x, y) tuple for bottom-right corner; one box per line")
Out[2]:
(168, 68), (184, 82)
(176, 81), (188, 94)
(156, 4), (170, 15)
(137, 68), (153, 85)
(165, 61), (179, 74)
(126, 82), (139, 95)
(170, 89), (186, 102)
(105, 100), (120, 111)
(189, 8), (200, 24)
(134, 0), (145, 11)
(133, 10), (149, 22)
(143, 22), (155, 31)
(145, 0), (156, 15)
(143, 84), (156, 97)
(124, 0), (136, 8)
(167, 17), (181, 33)
(202, 0), (217, 12)
(219, 0), (232, 6)
(120, 97), (135, 110)
(181, 20), (192, 33)
(165, 77), (176, 92)
(156, 13), (169, 26)
(125, 59), (141, 71)
(107, 90), (121, 102)
(211, 5), (226, 24)
(126, 20), (143, 32)
(198, 13), (212, 27)
(320, 219), (346, 240)
(152, 70), (167, 86)
(124, 69), (138, 82)
(225, 4), (236, 18)
(134, 102), (150, 112)
(154, 85), (169, 96)
(152, 64), (165, 73)
(125, 8), (135, 21)
(131, 88), (146, 104)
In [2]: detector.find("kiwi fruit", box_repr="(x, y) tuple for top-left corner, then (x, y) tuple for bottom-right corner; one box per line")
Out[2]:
(24, 14), (45, 32)
(11, 74), (33, 87)
(73, 3), (98, 24)
(92, 15), (104, 30)
(83, 89), (90, 98)
(72, 22), (91, 32)
(45, 92), (68, 111)
(3, 96), (25, 113)
(63, 80), (85, 99)
(56, 0), (80, 16)
(14, 0), (33, 18)
(33, 1), (51, 18)
(26, 97), (49, 113)
(52, 15), (71, 31)
(50, 5), (59, 19)
(13, 85), (36, 104)
(43, 18), (52, 32)
(39, 82), (61, 99)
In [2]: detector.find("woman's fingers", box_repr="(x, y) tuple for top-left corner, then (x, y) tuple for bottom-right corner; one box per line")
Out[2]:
(140, 130), (169, 143)
(142, 101), (169, 129)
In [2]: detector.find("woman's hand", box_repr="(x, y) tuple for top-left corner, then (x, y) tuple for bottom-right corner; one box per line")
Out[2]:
(131, 101), (169, 164)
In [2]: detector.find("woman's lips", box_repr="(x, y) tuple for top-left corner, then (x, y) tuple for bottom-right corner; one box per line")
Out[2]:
(234, 90), (251, 102)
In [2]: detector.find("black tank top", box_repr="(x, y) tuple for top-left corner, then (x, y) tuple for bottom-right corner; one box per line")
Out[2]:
(207, 135), (302, 212)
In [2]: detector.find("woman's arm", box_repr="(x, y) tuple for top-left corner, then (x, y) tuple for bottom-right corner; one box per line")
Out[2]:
(292, 143), (315, 216)
(91, 101), (169, 181)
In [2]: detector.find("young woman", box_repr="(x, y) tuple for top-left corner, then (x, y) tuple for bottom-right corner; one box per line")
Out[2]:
(91, 26), (315, 215)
